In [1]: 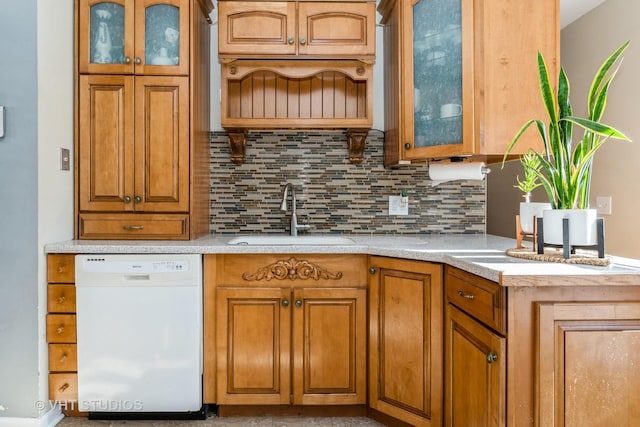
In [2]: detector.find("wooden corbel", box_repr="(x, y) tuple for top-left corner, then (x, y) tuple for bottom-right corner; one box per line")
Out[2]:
(346, 129), (369, 164)
(227, 130), (248, 164)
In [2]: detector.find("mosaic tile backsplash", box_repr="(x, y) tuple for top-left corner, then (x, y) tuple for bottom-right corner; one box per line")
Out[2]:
(209, 130), (485, 234)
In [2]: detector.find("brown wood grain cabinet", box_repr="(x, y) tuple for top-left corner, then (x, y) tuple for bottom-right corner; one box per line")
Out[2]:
(205, 254), (368, 409)
(75, 0), (213, 239)
(368, 257), (443, 426)
(47, 254), (81, 414)
(377, 0), (560, 166)
(218, 1), (376, 59)
(444, 267), (506, 427)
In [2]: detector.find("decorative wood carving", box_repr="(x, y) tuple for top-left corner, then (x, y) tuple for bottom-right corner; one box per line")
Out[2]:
(228, 130), (248, 163)
(243, 257), (343, 281)
(347, 129), (368, 164)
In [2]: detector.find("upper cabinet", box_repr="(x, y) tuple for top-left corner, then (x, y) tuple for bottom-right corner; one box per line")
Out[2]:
(218, 1), (376, 60)
(217, 0), (376, 164)
(78, 0), (190, 75)
(378, 0), (560, 167)
(75, 0), (213, 240)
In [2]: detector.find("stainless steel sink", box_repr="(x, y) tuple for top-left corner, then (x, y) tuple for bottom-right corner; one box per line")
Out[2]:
(227, 235), (356, 245)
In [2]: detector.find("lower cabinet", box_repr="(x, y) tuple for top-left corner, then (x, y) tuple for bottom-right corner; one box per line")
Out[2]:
(444, 266), (506, 427)
(206, 254), (368, 408)
(368, 256), (443, 426)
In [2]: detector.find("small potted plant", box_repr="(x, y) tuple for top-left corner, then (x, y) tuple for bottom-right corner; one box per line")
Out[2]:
(515, 149), (551, 234)
(503, 41), (632, 245)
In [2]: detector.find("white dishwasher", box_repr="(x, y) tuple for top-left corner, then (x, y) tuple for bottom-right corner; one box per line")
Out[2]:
(75, 254), (203, 419)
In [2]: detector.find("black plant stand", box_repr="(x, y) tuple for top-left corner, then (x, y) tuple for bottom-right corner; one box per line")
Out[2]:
(536, 217), (605, 259)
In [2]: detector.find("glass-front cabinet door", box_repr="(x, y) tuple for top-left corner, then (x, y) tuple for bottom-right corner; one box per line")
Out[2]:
(402, 0), (473, 160)
(79, 0), (189, 75)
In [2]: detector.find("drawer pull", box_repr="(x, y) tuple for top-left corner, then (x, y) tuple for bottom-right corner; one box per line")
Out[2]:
(122, 225), (144, 230)
(457, 289), (475, 300)
(486, 352), (498, 364)
(56, 326), (65, 334)
(58, 383), (69, 393)
(59, 353), (67, 363)
(57, 295), (66, 304)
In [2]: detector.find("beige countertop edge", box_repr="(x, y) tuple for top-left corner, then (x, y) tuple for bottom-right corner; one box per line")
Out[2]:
(44, 234), (640, 286)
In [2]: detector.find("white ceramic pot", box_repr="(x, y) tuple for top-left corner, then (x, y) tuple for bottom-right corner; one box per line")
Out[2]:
(519, 202), (552, 233)
(542, 209), (598, 246)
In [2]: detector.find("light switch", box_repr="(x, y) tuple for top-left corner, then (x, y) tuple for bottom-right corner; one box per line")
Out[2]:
(0, 106), (5, 138)
(60, 148), (70, 171)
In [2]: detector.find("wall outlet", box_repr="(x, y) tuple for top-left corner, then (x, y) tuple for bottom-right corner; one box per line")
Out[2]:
(596, 196), (612, 215)
(389, 195), (408, 215)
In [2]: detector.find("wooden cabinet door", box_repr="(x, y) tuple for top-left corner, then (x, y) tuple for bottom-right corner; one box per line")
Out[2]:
(134, 0), (190, 75)
(444, 305), (505, 427)
(536, 302), (640, 427)
(217, 1), (297, 56)
(292, 287), (366, 405)
(133, 76), (189, 212)
(78, 0), (189, 75)
(297, 2), (376, 57)
(369, 257), (443, 426)
(216, 287), (292, 405)
(79, 74), (135, 212)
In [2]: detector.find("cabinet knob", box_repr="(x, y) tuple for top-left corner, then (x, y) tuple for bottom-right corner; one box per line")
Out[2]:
(287, 37), (295, 45)
(57, 295), (66, 304)
(457, 289), (475, 300)
(58, 383), (69, 393)
(486, 352), (498, 364)
(404, 142), (412, 150)
(56, 326), (65, 335)
(124, 56), (131, 64)
(369, 267), (376, 275)
(299, 37), (307, 45)
(282, 299), (290, 307)
(134, 195), (142, 203)
(124, 195), (131, 203)
(295, 299), (303, 308)
(59, 353), (67, 363)
(134, 57), (142, 65)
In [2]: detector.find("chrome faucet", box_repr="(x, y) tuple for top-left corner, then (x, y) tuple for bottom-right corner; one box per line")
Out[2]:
(280, 183), (310, 236)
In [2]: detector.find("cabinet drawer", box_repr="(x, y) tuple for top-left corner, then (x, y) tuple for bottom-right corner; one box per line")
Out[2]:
(49, 344), (77, 372)
(445, 266), (506, 334)
(46, 314), (77, 343)
(79, 213), (189, 240)
(48, 284), (76, 313)
(49, 373), (78, 401)
(47, 254), (75, 283)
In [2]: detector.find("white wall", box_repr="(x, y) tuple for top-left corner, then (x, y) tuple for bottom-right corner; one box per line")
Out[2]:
(560, 0), (640, 258)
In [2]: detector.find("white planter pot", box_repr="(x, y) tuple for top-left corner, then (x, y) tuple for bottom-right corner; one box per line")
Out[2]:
(519, 202), (552, 233)
(542, 209), (599, 246)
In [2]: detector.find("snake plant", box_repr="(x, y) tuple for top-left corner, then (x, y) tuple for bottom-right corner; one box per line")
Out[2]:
(503, 41), (632, 210)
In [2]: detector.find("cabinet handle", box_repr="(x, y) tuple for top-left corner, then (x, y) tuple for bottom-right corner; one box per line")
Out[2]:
(124, 195), (131, 203)
(457, 289), (475, 300)
(299, 37), (307, 45)
(122, 225), (144, 230)
(124, 56), (131, 64)
(287, 36), (295, 45)
(369, 267), (376, 274)
(58, 383), (69, 393)
(56, 326), (65, 335)
(134, 195), (142, 203)
(295, 300), (302, 308)
(404, 142), (412, 150)
(57, 295), (66, 304)
(134, 57), (142, 65)
(282, 299), (290, 307)
(486, 352), (498, 364)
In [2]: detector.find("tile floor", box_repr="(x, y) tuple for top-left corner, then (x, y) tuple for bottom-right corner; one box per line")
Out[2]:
(56, 415), (386, 427)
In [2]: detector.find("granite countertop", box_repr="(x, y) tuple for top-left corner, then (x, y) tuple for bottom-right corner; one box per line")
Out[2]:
(45, 234), (640, 286)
